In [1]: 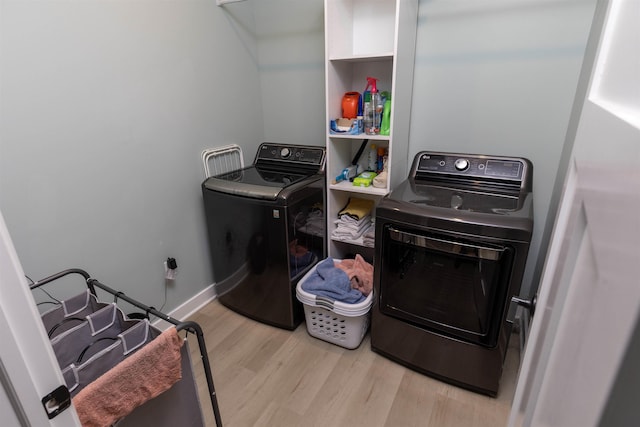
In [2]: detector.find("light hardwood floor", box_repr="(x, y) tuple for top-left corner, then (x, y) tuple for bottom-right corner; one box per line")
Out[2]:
(187, 300), (520, 427)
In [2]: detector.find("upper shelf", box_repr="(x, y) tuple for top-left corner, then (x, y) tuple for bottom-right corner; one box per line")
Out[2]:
(328, 53), (394, 63)
(326, 0), (398, 59)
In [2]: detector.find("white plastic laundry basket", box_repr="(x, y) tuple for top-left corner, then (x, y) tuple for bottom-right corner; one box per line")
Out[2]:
(295, 259), (373, 350)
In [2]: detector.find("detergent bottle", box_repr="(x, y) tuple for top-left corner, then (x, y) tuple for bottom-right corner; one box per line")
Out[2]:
(364, 77), (383, 135)
(380, 95), (391, 136)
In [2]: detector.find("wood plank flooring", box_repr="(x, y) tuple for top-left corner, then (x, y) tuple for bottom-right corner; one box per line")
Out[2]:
(186, 300), (519, 427)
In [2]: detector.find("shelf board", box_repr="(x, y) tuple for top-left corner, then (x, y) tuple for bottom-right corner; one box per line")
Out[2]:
(331, 236), (374, 248)
(328, 133), (390, 141)
(329, 53), (393, 63)
(329, 180), (388, 196)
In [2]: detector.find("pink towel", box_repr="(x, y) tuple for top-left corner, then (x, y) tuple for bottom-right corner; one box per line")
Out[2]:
(336, 254), (374, 296)
(72, 327), (184, 427)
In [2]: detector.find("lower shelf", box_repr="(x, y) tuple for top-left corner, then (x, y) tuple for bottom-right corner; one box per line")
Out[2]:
(331, 236), (374, 249)
(329, 180), (388, 196)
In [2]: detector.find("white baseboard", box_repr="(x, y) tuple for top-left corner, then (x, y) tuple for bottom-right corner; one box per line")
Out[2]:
(152, 283), (217, 329)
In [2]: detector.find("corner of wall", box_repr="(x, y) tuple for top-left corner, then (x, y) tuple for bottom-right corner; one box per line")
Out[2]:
(152, 283), (217, 329)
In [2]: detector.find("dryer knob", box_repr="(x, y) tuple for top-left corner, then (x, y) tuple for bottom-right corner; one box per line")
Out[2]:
(454, 158), (470, 171)
(280, 148), (291, 158)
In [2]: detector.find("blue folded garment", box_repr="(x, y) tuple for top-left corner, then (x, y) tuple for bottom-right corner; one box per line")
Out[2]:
(301, 257), (365, 304)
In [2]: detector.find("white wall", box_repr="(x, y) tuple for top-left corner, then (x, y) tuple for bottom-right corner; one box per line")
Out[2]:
(250, 0), (598, 300)
(0, 0), (598, 313)
(0, 1), (263, 309)
(254, 0), (326, 146)
(409, 0), (597, 296)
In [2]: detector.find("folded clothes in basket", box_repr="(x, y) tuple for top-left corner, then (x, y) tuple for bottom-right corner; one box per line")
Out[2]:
(301, 257), (365, 304)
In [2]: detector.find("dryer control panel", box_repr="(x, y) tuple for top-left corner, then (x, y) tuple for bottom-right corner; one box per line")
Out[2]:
(413, 152), (529, 183)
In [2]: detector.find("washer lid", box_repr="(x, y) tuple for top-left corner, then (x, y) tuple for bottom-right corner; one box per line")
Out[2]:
(203, 166), (315, 200)
(404, 181), (521, 214)
(377, 179), (534, 241)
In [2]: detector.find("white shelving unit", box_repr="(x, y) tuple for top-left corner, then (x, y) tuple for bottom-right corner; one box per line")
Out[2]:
(324, 0), (418, 259)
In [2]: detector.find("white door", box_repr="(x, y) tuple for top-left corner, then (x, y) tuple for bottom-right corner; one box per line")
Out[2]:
(0, 211), (81, 426)
(509, 0), (640, 426)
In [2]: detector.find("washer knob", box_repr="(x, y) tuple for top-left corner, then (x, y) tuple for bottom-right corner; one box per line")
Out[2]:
(280, 148), (291, 158)
(454, 158), (470, 171)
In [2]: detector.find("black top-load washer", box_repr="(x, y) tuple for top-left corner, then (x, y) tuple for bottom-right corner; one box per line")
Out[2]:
(371, 151), (533, 396)
(202, 143), (326, 330)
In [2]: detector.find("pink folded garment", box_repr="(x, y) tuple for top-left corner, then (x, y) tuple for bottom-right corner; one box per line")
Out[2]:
(72, 327), (183, 427)
(336, 254), (374, 296)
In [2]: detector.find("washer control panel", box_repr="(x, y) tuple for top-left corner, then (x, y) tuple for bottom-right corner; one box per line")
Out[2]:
(280, 147), (291, 158)
(256, 143), (325, 167)
(414, 152), (526, 182)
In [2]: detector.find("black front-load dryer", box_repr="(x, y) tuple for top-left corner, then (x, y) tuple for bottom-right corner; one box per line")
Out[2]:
(202, 143), (326, 330)
(371, 151), (534, 396)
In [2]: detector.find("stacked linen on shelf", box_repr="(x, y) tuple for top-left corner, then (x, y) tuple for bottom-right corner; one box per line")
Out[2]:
(331, 197), (374, 243)
(362, 221), (375, 248)
(331, 215), (371, 242)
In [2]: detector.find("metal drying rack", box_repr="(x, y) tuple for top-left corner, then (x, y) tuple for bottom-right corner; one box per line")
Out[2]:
(30, 268), (223, 427)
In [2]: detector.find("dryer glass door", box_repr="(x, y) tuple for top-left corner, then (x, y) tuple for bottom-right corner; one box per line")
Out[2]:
(378, 225), (514, 347)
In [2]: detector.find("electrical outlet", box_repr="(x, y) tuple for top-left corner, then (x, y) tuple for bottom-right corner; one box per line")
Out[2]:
(164, 260), (177, 281)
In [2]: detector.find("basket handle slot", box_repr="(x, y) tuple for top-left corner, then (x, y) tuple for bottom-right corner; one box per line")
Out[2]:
(315, 296), (334, 310)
